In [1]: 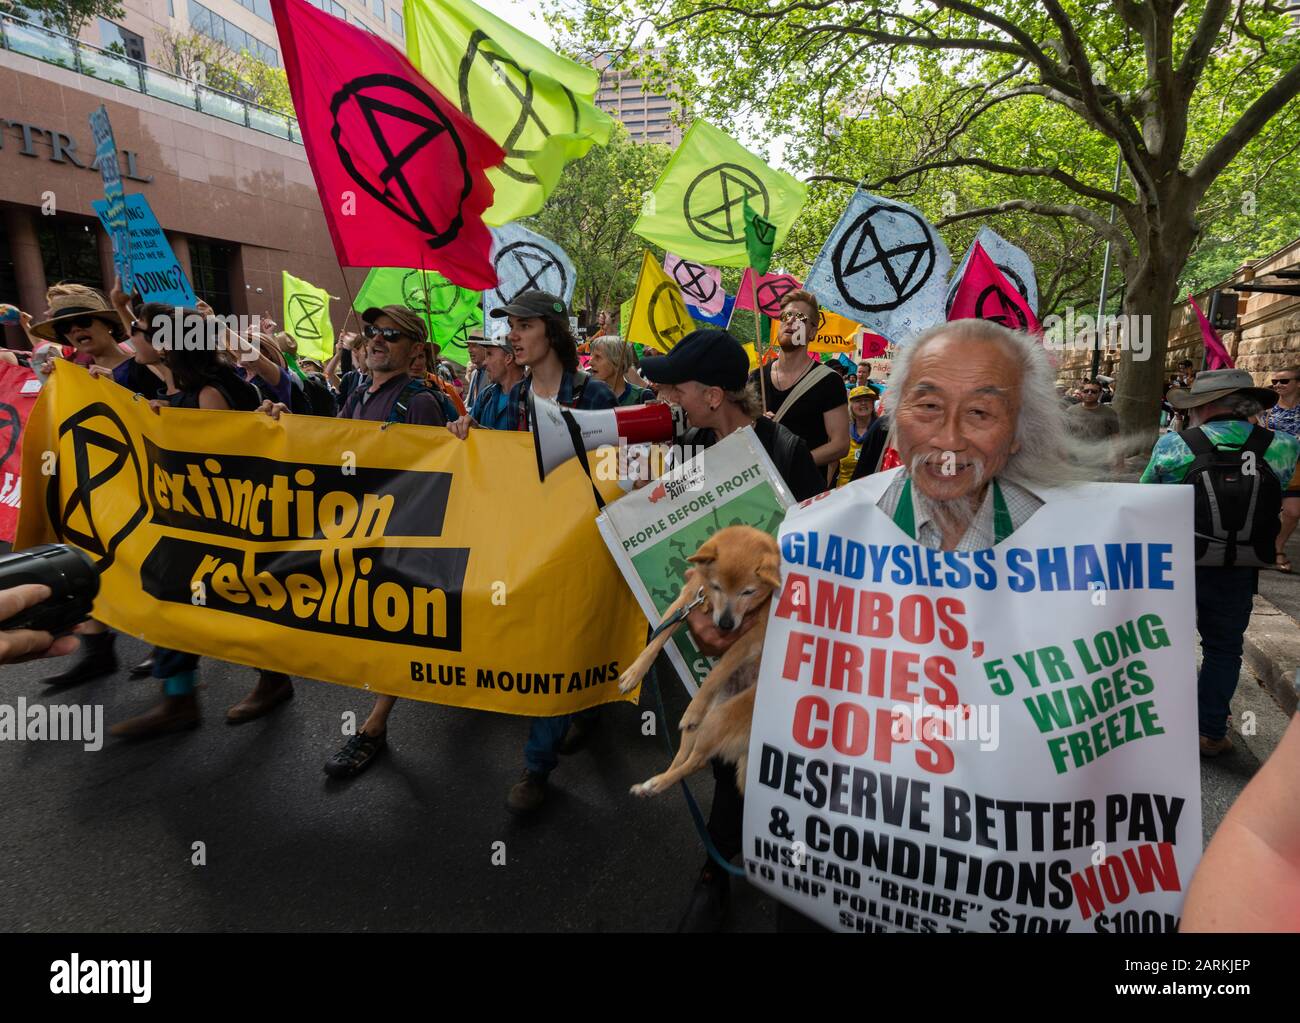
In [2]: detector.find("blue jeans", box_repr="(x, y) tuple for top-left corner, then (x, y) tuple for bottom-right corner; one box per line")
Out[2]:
(524, 708), (598, 776)
(151, 647), (199, 695)
(1195, 567), (1257, 740)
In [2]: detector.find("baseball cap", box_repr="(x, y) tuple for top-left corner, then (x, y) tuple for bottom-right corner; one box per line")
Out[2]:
(638, 329), (749, 391)
(849, 385), (877, 401)
(361, 305), (427, 343)
(489, 290), (567, 320)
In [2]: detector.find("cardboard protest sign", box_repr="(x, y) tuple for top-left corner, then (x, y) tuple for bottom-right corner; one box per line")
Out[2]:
(92, 194), (197, 308)
(18, 363), (647, 715)
(595, 428), (792, 693)
(0, 361), (41, 542)
(744, 470), (1200, 932)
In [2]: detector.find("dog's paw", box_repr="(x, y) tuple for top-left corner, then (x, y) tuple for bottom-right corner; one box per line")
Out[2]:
(617, 667), (644, 694)
(677, 712), (701, 733)
(629, 778), (659, 798)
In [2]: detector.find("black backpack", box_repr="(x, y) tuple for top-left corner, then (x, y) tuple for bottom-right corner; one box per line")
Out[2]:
(1181, 425), (1281, 568)
(386, 378), (457, 426)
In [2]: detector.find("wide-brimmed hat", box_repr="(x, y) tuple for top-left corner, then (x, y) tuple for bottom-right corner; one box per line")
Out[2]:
(1165, 368), (1279, 411)
(29, 286), (120, 341)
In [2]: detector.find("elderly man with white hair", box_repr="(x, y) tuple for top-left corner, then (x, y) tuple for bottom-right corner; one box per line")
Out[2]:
(875, 318), (1086, 551)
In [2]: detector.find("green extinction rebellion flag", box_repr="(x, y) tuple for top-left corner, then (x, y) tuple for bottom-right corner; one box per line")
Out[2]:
(353, 266), (482, 365)
(282, 271), (334, 360)
(403, 0), (614, 226)
(635, 120), (807, 267)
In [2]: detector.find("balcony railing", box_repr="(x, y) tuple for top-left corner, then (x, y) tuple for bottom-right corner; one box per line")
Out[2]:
(0, 14), (302, 143)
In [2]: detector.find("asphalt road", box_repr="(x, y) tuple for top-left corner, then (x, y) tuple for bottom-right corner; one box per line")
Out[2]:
(0, 625), (1289, 932)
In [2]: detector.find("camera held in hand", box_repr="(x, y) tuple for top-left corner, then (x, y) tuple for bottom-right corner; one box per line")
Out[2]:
(0, 544), (99, 634)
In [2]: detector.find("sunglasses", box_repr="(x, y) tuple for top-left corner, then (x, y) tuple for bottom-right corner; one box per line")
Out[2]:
(779, 310), (810, 324)
(1272, 378), (1296, 385)
(55, 315), (98, 339)
(362, 325), (409, 342)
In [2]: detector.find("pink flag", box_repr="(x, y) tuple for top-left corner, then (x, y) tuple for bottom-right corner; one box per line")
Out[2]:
(735, 268), (801, 318)
(947, 241), (1041, 334)
(271, 0), (504, 289)
(664, 254), (725, 316)
(1189, 294), (1234, 370)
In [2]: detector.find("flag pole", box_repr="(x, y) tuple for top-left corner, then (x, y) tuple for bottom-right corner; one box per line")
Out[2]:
(750, 269), (767, 414)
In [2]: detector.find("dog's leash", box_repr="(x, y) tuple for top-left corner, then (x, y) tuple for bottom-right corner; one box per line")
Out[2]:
(645, 591), (746, 879)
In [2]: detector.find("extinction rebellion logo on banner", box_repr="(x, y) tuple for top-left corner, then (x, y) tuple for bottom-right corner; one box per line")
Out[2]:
(44, 404), (470, 650)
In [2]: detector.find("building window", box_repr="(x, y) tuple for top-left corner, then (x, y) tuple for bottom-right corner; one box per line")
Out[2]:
(188, 238), (234, 314)
(97, 18), (146, 62)
(371, 0), (383, 17)
(188, 1), (279, 66)
(389, 8), (403, 35)
(231, 0), (274, 23)
(168, 0), (174, 17)
(37, 218), (102, 290)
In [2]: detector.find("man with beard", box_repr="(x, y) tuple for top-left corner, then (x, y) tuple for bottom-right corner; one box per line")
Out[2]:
(749, 289), (847, 489)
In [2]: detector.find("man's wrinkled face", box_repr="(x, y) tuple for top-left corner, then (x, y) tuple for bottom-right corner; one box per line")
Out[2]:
(893, 333), (1022, 505)
(364, 315), (416, 374)
(482, 345), (515, 385)
(467, 343), (487, 368)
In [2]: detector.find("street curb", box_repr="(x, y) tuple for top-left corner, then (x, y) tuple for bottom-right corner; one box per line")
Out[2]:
(1242, 595), (1300, 717)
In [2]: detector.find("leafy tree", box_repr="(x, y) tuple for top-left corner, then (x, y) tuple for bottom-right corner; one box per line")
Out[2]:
(552, 1), (1300, 434)
(528, 122), (671, 325)
(155, 29), (294, 115)
(2, 0), (125, 40)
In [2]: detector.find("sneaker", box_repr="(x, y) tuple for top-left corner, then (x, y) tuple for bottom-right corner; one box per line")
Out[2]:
(506, 769), (548, 814)
(676, 865), (731, 932)
(324, 731), (387, 778)
(1199, 735), (1233, 757)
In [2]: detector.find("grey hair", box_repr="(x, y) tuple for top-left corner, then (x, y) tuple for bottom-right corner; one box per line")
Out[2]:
(1192, 394), (1265, 424)
(888, 319), (1107, 489)
(590, 335), (638, 383)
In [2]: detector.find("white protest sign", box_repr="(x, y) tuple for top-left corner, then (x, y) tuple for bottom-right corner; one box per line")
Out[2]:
(744, 471), (1200, 932)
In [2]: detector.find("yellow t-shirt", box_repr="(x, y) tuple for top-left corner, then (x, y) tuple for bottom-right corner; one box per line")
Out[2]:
(837, 433), (865, 487)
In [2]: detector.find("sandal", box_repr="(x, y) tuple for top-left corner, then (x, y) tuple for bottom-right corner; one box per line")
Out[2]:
(1276, 552), (1292, 573)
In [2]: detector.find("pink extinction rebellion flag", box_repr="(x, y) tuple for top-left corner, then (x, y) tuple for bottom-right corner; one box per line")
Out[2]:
(1188, 294), (1235, 370)
(270, 0), (505, 289)
(735, 268), (801, 318)
(947, 241), (1041, 335)
(663, 254), (725, 316)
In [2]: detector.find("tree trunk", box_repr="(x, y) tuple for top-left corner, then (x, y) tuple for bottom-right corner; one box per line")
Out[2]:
(1113, 212), (1197, 444)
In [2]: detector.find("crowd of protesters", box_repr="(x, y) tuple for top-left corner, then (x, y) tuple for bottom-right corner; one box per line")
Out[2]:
(3, 278), (1300, 932)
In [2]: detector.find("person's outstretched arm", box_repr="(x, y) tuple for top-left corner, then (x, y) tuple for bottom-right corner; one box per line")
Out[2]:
(1182, 713), (1300, 931)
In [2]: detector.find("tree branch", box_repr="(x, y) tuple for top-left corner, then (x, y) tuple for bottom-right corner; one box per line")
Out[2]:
(935, 200), (1133, 262)
(1189, 58), (1300, 196)
(867, 156), (1132, 208)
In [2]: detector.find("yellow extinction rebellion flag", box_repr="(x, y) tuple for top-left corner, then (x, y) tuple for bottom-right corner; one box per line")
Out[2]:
(281, 271), (334, 361)
(634, 120), (808, 267)
(624, 251), (695, 353)
(403, 0), (613, 226)
(17, 364), (647, 715)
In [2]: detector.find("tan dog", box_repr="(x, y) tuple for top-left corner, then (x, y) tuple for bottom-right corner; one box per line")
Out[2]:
(618, 526), (782, 798)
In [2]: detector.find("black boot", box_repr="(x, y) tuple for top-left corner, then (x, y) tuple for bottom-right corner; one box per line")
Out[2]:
(675, 864), (731, 932)
(127, 655), (154, 680)
(44, 631), (117, 688)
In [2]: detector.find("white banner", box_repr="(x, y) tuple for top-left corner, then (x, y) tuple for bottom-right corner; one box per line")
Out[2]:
(744, 470), (1201, 932)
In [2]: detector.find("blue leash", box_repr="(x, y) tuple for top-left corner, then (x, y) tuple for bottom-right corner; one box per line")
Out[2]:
(645, 603), (746, 879)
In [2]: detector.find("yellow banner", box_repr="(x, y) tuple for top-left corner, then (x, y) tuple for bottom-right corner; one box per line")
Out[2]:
(17, 364), (647, 715)
(769, 309), (862, 354)
(625, 251), (694, 353)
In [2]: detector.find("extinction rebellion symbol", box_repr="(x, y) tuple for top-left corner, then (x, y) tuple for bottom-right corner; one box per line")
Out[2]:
(45, 403), (148, 574)
(670, 259), (718, 307)
(683, 163), (770, 245)
(330, 74), (471, 248)
(287, 293), (325, 341)
(830, 202), (937, 314)
(0, 401), (19, 468)
(648, 283), (691, 349)
(974, 285), (1030, 332)
(493, 241), (568, 303)
(458, 30), (580, 185)
(402, 271), (462, 317)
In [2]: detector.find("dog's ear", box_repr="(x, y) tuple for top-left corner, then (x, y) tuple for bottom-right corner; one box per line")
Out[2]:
(756, 554), (782, 591)
(687, 538), (718, 565)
